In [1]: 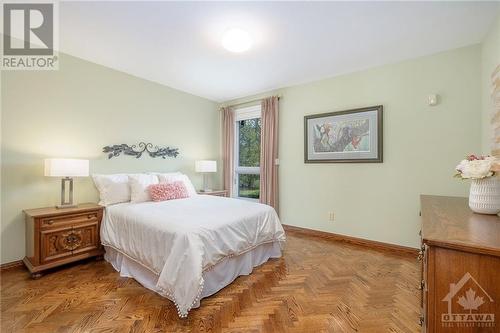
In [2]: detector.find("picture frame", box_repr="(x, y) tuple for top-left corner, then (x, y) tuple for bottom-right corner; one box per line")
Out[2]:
(304, 105), (383, 163)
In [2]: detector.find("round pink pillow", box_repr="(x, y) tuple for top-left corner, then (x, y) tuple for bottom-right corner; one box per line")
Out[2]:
(149, 181), (189, 201)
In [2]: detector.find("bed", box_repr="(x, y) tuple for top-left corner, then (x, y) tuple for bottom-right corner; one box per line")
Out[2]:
(100, 194), (286, 318)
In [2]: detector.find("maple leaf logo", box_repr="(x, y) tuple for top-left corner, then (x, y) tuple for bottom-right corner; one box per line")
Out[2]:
(457, 288), (485, 313)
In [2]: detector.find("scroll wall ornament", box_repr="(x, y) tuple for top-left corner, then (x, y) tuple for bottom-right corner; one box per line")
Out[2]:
(103, 142), (179, 159)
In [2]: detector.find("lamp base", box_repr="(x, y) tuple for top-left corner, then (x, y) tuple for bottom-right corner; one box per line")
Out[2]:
(56, 204), (77, 209)
(59, 177), (75, 208)
(201, 174), (213, 193)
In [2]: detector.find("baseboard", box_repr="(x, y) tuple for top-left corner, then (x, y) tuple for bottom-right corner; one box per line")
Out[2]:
(0, 260), (24, 271)
(283, 224), (418, 257)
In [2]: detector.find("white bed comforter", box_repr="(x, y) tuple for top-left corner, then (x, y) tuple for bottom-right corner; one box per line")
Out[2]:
(101, 195), (286, 317)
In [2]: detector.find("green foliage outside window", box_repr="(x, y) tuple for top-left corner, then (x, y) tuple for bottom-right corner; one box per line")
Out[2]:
(238, 118), (261, 167)
(238, 118), (261, 198)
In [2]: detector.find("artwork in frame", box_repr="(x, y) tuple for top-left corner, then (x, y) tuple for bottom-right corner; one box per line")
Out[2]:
(304, 105), (383, 163)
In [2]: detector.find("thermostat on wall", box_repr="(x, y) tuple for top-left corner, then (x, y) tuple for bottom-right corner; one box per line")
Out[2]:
(428, 94), (439, 106)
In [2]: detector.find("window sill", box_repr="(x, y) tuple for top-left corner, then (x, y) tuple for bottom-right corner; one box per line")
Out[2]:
(233, 196), (259, 203)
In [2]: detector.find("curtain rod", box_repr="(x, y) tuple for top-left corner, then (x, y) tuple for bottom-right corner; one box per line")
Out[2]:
(219, 95), (282, 109)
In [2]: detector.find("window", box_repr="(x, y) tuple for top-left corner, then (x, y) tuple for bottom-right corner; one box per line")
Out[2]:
(234, 105), (261, 200)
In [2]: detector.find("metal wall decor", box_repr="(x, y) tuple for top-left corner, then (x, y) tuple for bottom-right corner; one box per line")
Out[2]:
(103, 142), (179, 159)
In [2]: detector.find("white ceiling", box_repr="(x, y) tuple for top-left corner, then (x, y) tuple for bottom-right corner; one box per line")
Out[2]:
(60, 1), (500, 102)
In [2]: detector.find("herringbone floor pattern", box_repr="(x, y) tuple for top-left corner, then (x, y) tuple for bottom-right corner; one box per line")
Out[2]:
(1, 230), (420, 333)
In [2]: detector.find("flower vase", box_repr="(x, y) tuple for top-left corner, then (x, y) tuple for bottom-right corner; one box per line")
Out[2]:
(469, 177), (500, 214)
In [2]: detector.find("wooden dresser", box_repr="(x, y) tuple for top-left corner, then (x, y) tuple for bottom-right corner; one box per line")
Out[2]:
(23, 203), (104, 278)
(420, 195), (500, 332)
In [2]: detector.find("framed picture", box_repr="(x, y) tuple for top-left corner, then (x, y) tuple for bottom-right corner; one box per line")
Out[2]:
(304, 105), (383, 163)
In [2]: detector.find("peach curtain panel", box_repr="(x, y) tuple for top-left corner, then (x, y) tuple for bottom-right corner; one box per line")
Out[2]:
(221, 106), (234, 194)
(492, 64), (500, 157)
(260, 96), (279, 210)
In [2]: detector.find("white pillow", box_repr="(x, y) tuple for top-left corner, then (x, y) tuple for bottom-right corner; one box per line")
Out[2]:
(157, 173), (197, 197)
(129, 174), (159, 203)
(92, 174), (131, 206)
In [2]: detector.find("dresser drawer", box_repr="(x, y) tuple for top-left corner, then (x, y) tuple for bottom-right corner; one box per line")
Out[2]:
(40, 211), (99, 229)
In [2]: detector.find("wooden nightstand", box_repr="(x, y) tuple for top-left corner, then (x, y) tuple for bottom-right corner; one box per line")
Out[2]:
(197, 190), (229, 197)
(23, 203), (104, 279)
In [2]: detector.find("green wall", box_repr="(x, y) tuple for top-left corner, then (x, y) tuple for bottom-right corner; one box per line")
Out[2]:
(1, 54), (219, 264)
(481, 14), (500, 155)
(0, 40), (490, 263)
(224, 45), (481, 248)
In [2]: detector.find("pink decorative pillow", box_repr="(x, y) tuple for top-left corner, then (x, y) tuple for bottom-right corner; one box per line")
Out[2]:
(149, 181), (189, 202)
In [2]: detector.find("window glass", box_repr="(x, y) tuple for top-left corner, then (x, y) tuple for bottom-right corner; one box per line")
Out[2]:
(237, 174), (260, 199)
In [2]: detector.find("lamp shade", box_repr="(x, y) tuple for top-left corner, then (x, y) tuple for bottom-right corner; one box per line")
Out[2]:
(44, 158), (89, 177)
(195, 160), (217, 173)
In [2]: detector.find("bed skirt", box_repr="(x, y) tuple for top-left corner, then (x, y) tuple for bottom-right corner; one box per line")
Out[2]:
(104, 242), (282, 309)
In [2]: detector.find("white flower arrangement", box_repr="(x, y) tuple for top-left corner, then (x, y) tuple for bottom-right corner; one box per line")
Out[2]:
(455, 154), (499, 180)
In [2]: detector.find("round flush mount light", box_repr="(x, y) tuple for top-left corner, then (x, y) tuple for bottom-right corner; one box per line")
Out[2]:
(222, 28), (253, 53)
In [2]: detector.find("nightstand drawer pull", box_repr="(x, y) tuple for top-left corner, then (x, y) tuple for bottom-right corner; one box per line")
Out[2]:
(60, 230), (83, 251)
(47, 220), (54, 225)
(87, 214), (96, 219)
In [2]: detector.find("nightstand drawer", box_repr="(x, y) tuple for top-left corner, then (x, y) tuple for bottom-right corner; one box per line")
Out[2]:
(40, 226), (76, 263)
(41, 211), (99, 229)
(40, 221), (99, 263)
(72, 222), (99, 255)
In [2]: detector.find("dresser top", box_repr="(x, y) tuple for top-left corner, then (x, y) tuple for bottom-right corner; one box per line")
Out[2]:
(24, 203), (103, 218)
(421, 195), (500, 257)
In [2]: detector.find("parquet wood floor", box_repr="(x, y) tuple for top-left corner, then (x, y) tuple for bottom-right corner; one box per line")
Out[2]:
(1, 230), (421, 333)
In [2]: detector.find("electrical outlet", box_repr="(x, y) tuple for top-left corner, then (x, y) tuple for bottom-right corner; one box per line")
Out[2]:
(328, 211), (335, 222)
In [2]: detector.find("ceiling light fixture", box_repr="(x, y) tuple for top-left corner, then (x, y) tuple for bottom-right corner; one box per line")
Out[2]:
(222, 28), (253, 53)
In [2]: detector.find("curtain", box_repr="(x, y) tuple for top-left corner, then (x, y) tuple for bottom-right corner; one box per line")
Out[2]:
(260, 96), (279, 210)
(492, 64), (500, 156)
(221, 106), (234, 195)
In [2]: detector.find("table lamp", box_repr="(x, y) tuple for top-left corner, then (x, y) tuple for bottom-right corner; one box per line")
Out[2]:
(44, 158), (89, 208)
(195, 160), (216, 192)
